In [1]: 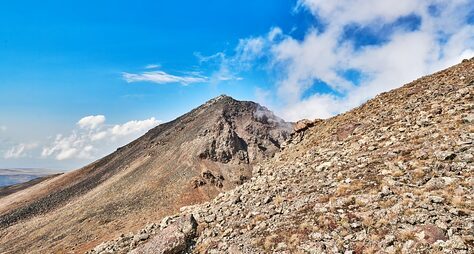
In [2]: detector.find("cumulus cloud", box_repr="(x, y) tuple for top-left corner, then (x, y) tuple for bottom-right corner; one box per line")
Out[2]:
(4, 143), (38, 159)
(230, 0), (474, 121)
(41, 133), (91, 160)
(110, 117), (160, 136)
(77, 115), (106, 129)
(42, 116), (161, 161)
(123, 70), (208, 85)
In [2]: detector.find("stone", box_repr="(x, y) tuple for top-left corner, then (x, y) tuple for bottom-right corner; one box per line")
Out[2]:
(205, 214), (216, 223)
(136, 233), (149, 241)
(416, 224), (447, 244)
(429, 196), (445, 204)
(275, 242), (287, 251)
(380, 185), (393, 197)
(434, 151), (457, 161)
(316, 161), (332, 171)
(463, 114), (474, 123)
(294, 119), (316, 132)
(130, 214), (197, 254)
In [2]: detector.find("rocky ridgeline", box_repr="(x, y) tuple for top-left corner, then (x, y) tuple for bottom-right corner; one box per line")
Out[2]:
(90, 58), (473, 253)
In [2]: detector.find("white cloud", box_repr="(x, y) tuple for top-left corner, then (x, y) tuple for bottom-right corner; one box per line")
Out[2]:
(236, 37), (265, 63)
(268, 27), (283, 41)
(0, 125), (6, 132)
(297, 0), (423, 26)
(77, 115), (106, 129)
(123, 70), (208, 85)
(4, 143), (38, 159)
(145, 64), (160, 69)
(111, 117), (160, 136)
(42, 116), (161, 161)
(91, 131), (108, 141)
(230, 0), (474, 121)
(194, 52), (244, 83)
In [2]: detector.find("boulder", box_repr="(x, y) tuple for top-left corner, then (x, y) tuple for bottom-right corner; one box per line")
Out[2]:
(130, 215), (198, 254)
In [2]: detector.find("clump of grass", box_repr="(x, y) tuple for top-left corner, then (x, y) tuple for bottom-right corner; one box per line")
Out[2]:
(263, 234), (279, 251)
(273, 195), (285, 206)
(450, 195), (464, 208)
(335, 184), (351, 196)
(391, 169), (405, 177)
(375, 218), (389, 228)
(289, 233), (303, 247)
(298, 222), (313, 232)
(412, 168), (426, 180)
(398, 228), (416, 241)
(361, 214), (375, 228)
(335, 180), (366, 196)
(252, 214), (267, 223)
(379, 198), (397, 208)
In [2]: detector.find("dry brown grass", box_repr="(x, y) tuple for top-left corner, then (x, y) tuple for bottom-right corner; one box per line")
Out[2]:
(273, 195), (285, 206)
(412, 167), (426, 179)
(298, 222), (313, 232)
(379, 198), (397, 209)
(334, 184), (351, 196)
(398, 228), (416, 241)
(252, 214), (267, 223)
(289, 233), (304, 247)
(262, 234), (280, 251)
(364, 245), (379, 254)
(375, 218), (390, 228)
(404, 208), (416, 216)
(391, 169), (405, 177)
(450, 195), (465, 208)
(335, 180), (366, 197)
(361, 215), (375, 228)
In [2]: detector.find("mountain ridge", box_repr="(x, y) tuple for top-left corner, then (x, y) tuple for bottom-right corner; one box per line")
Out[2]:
(0, 95), (291, 253)
(90, 58), (473, 253)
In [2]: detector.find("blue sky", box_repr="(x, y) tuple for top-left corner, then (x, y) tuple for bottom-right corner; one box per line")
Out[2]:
(1, 0), (473, 170)
(0, 1), (304, 124)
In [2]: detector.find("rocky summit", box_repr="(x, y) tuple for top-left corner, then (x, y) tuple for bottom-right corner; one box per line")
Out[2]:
(0, 95), (291, 253)
(90, 58), (473, 254)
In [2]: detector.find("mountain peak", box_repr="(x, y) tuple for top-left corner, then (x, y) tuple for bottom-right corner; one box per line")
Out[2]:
(0, 94), (292, 253)
(201, 94), (235, 107)
(89, 59), (474, 254)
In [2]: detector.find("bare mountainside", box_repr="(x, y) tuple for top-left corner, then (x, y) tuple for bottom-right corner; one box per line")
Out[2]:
(93, 58), (473, 254)
(0, 96), (291, 253)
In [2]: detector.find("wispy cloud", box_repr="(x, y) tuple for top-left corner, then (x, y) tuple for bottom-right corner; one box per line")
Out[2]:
(123, 70), (208, 85)
(0, 125), (6, 132)
(4, 143), (38, 159)
(193, 52), (244, 83)
(144, 64), (160, 69)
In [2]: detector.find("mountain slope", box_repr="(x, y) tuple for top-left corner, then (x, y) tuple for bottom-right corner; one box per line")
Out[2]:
(0, 95), (291, 253)
(94, 58), (473, 253)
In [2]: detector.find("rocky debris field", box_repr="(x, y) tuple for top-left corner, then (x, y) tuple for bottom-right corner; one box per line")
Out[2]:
(90, 58), (473, 253)
(88, 215), (198, 254)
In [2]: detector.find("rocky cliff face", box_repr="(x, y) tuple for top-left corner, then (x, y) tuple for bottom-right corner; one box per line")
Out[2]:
(91, 58), (473, 254)
(0, 95), (291, 253)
